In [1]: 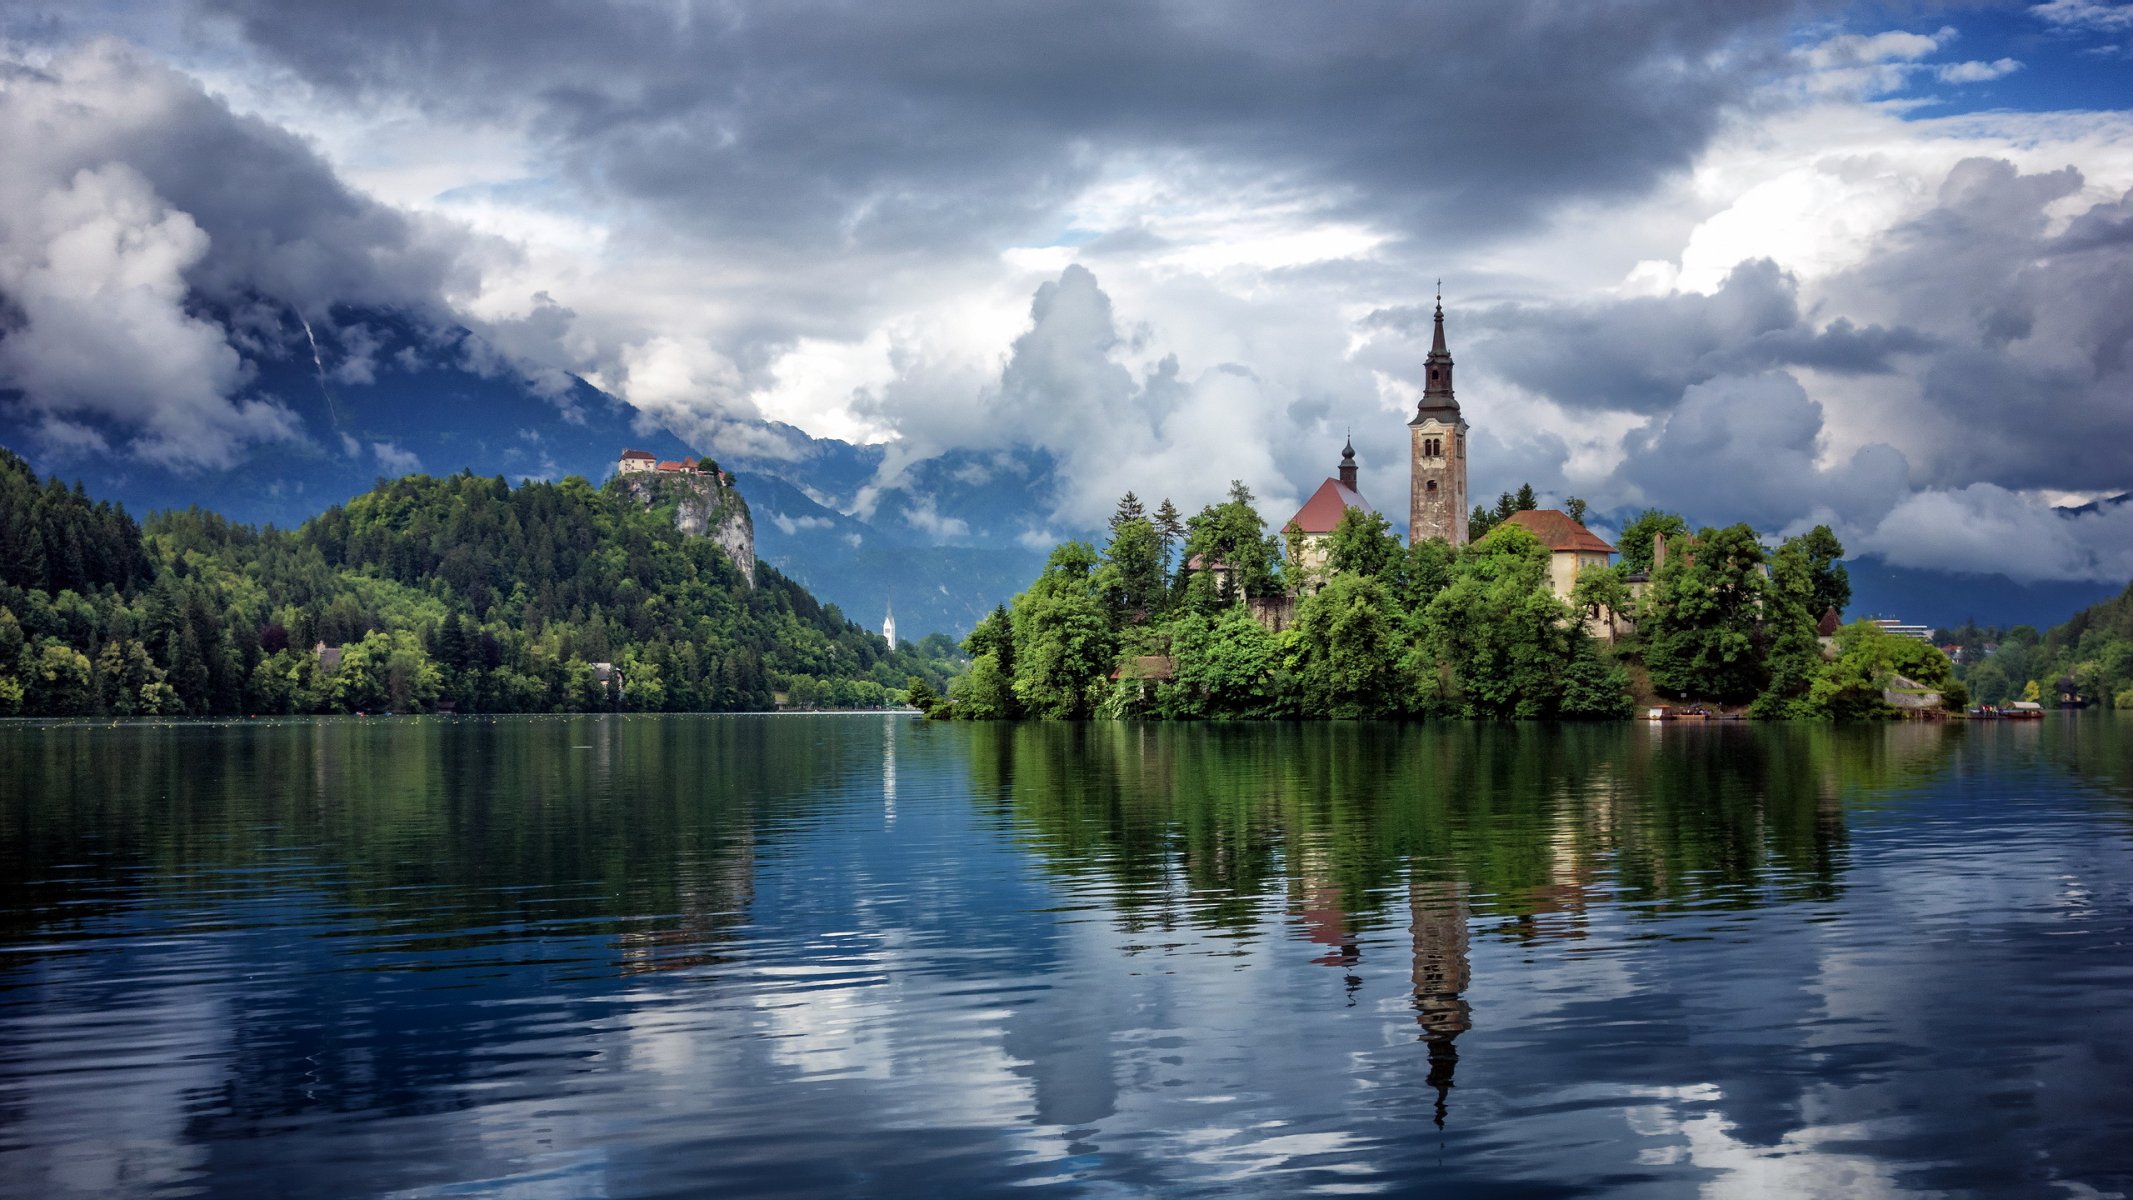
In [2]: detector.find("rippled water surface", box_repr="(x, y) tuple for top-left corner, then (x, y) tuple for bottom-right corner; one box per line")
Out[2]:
(2, 715), (2131, 1197)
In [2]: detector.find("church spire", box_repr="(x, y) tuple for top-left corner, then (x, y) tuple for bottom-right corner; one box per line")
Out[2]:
(1423, 284), (1455, 405)
(1338, 433), (1358, 490)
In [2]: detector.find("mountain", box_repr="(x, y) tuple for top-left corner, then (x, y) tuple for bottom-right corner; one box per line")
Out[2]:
(1844, 555), (2123, 634)
(2, 303), (1056, 640)
(5, 306), (697, 530)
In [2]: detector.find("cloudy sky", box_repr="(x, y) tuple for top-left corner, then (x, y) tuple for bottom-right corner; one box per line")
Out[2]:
(1, 0), (2130, 580)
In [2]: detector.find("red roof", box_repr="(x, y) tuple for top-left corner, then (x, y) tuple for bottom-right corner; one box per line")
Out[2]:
(1286, 478), (1372, 536)
(620, 449), (656, 460)
(655, 461), (686, 472)
(1502, 509), (1615, 554)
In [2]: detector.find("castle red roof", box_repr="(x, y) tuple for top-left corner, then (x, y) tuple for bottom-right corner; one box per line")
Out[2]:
(1502, 509), (1615, 554)
(1286, 478), (1372, 536)
(655, 461), (686, 472)
(620, 449), (656, 460)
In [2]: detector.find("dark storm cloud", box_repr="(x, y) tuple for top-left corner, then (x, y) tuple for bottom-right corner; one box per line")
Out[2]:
(0, 42), (474, 468)
(182, 0), (1818, 250)
(1833, 158), (2133, 494)
(1369, 259), (1931, 415)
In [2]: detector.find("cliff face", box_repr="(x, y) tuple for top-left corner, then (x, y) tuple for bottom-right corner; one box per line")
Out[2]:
(614, 472), (757, 587)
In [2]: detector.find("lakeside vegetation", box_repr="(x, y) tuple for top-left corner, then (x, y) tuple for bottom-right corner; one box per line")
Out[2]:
(1939, 587), (2133, 710)
(912, 484), (2004, 722)
(0, 449), (954, 716)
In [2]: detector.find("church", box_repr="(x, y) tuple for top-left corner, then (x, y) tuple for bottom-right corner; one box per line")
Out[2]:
(1282, 292), (1615, 602)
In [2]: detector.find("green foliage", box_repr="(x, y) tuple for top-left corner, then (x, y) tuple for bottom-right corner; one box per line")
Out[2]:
(1643, 524), (1769, 703)
(0, 452), (954, 716)
(1008, 542), (1118, 719)
(1165, 605), (1286, 719)
(1287, 573), (1405, 718)
(1617, 509), (1688, 577)
(1794, 524), (1851, 618)
(1325, 507), (1402, 581)
(1418, 525), (1583, 718)
(1180, 481), (1284, 604)
(1570, 563), (1633, 639)
(1752, 534), (1832, 718)
(1099, 512), (1167, 620)
(1558, 639), (1634, 719)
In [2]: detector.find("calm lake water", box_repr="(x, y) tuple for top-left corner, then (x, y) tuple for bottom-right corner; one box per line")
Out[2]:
(2, 715), (2130, 1198)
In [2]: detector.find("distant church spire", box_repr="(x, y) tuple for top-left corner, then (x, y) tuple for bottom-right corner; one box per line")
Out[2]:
(1338, 433), (1359, 490)
(882, 599), (896, 649)
(1423, 285), (1454, 403)
(1409, 285), (1469, 547)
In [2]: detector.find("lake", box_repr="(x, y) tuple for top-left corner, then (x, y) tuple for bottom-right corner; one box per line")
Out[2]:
(2, 715), (2130, 1197)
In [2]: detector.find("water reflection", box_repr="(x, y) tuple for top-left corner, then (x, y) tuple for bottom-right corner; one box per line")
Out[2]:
(1410, 875), (1470, 1129)
(0, 715), (2129, 1197)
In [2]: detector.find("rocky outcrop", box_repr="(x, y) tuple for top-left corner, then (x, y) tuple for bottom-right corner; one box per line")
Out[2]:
(614, 472), (756, 587)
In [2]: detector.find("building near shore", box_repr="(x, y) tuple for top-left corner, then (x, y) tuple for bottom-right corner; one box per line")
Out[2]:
(1501, 509), (1617, 601)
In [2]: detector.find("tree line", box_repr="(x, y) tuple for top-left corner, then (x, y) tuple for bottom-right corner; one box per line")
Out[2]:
(911, 482), (1957, 721)
(0, 449), (952, 717)
(1939, 583), (2133, 710)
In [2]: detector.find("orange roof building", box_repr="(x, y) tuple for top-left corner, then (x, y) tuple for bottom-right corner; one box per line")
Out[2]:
(1283, 438), (1374, 587)
(1500, 509), (1615, 601)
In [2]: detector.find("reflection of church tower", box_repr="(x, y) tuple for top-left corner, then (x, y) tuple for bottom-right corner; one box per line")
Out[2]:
(1408, 290), (1469, 547)
(882, 599), (897, 648)
(1410, 873), (1473, 1129)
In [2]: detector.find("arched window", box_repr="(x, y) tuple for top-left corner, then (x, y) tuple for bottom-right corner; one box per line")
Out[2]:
(1426, 480), (1438, 493)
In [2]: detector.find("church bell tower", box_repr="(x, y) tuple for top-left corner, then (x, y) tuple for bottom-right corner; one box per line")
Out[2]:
(1408, 288), (1469, 547)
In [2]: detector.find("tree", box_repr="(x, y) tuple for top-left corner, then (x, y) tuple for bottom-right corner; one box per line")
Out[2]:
(1965, 659), (2011, 706)
(1288, 573), (1407, 718)
(1642, 524), (1769, 703)
(1565, 497), (1588, 524)
(1325, 507), (1402, 581)
(903, 675), (943, 716)
(1794, 524), (1851, 618)
(1099, 515), (1166, 621)
(1108, 491), (1146, 533)
(1396, 537), (1457, 613)
(1153, 498), (1185, 580)
(1558, 637), (1633, 719)
(1008, 542), (1117, 719)
(1569, 564), (1632, 641)
(953, 605), (1020, 719)
(1168, 605), (1285, 718)
(1180, 482), (1283, 605)
(1416, 525), (1575, 718)
(1617, 509), (1688, 576)
(1752, 537), (1827, 718)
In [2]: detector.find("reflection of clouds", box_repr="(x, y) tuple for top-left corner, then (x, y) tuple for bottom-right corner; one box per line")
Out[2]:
(1620, 1083), (1908, 1198)
(1178, 1124), (1375, 1185)
(0, 973), (225, 1196)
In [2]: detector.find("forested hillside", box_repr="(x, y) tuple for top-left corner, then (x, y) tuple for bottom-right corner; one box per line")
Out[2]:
(0, 450), (950, 716)
(1953, 580), (2133, 708)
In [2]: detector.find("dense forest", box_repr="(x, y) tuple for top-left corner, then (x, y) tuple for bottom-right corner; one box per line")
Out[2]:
(1940, 582), (2133, 709)
(913, 484), (1975, 722)
(0, 449), (954, 716)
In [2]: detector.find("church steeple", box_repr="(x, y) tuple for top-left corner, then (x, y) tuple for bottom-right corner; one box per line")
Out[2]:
(1338, 434), (1358, 490)
(1409, 284), (1469, 547)
(1422, 284), (1455, 406)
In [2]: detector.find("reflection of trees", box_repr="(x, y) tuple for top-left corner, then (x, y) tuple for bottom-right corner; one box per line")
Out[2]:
(977, 721), (1967, 1129)
(978, 722), (1941, 940)
(0, 715), (895, 1121)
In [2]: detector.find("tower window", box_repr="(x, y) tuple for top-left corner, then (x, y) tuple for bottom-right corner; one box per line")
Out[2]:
(1426, 480), (1438, 492)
